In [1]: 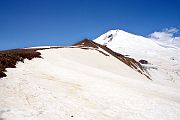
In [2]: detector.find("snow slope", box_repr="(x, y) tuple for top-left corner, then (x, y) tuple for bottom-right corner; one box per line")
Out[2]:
(0, 46), (180, 120)
(94, 30), (180, 85)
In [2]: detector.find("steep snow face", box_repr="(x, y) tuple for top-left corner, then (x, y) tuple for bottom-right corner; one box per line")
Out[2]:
(94, 30), (180, 84)
(1, 47), (180, 120)
(95, 30), (164, 56)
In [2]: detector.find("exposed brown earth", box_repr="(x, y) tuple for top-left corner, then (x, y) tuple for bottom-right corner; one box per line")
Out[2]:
(0, 47), (70, 78)
(0, 48), (46, 78)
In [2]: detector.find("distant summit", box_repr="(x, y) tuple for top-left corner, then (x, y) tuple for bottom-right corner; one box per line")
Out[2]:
(94, 29), (180, 82)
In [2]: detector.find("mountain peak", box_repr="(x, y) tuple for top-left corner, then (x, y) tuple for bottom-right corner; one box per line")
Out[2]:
(94, 29), (180, 84)
(94, 29), (163, 55)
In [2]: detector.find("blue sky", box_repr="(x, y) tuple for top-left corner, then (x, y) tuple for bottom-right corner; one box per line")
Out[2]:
(0, 0), (180, 50)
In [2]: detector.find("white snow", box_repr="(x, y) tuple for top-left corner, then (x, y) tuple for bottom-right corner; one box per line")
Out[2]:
(94, 29), (180, 84)
(0, 47), (180, 120)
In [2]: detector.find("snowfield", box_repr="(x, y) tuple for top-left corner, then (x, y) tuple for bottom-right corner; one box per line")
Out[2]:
(0, 46), (180, 120)
(94, 29), (180, 85)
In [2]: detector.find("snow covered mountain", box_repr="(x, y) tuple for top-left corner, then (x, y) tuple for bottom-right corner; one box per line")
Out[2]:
(94, 29), (180, 84)
(0, 33), (180, 120)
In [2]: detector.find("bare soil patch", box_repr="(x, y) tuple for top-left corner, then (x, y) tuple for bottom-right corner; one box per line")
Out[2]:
(0, 48), (45, 78)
